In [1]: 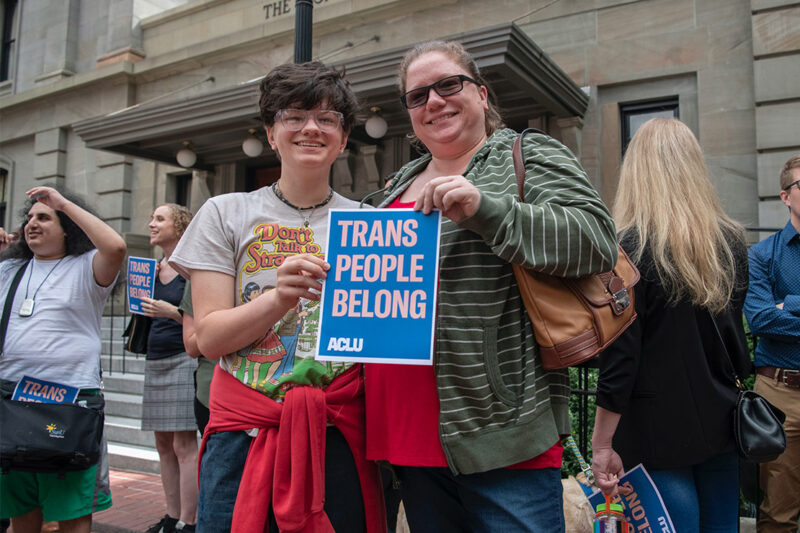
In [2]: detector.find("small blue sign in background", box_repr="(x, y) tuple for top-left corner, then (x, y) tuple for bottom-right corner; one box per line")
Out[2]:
(317, 209), (441, 365)
(126, 256), (158, 314)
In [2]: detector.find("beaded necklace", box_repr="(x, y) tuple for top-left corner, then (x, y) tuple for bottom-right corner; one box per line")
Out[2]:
(272, 182), (334, 227)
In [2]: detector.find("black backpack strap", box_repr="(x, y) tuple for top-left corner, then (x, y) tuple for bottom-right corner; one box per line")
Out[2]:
(0, 260), (30, 355)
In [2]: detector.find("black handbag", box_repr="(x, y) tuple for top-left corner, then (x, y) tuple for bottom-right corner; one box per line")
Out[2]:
(0, 389), (104, 474)
(710, 316), (787, 463)
(122, 312), (151, 354)
(0, 261), (105, 474)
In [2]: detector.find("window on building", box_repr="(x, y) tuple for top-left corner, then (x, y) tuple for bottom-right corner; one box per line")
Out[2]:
(1, 0), (19, 83)
(620, 98), (679, 155)
(172, 173), (191, 207)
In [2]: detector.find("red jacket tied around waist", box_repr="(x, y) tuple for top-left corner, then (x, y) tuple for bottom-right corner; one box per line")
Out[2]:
(200, 364), (386, 533)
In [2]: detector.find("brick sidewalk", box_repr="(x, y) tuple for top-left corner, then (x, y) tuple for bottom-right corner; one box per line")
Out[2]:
(92, 469), (166, 533)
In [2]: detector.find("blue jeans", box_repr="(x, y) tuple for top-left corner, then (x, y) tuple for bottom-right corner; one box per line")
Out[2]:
(647, 449), (739, 533)
(197, 427), (364, 533)
(395, 465), (564, 533)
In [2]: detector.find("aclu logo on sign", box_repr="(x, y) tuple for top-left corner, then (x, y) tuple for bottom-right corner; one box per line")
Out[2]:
(326, 337), (364, 352)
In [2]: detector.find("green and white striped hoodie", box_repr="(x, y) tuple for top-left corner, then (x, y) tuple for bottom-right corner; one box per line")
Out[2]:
(379, 128), (618, 474)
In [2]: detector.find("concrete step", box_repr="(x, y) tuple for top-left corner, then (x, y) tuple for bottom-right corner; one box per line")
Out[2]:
(104, 391), (142, 419)
(107, 442), (160, 475)
(100, 338), (127, 355)
(101, 315), (129, 331)
(103, 373), (145, 395)
(106, 415), (155, 448)
(102, 354), (147, 376)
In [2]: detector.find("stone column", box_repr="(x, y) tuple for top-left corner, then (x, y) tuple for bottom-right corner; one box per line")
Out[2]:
(190, 170), (214, 211)
(352, 145), (382, 199)
(34, 0), (79, 84)
(555, 116), (584, 159)
(332, 150), (354, 196)
(33, 128), (67, 188)
(95, 151), (133, 233)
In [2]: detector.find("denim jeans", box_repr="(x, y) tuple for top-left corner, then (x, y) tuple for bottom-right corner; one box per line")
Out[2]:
(647, 448), (739, 533)
(395, 465), (564, 533)
(197, 427), (364, 533)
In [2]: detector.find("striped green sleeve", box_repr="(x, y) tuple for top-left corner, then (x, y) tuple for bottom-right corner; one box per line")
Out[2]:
(459, 132), (617, 277)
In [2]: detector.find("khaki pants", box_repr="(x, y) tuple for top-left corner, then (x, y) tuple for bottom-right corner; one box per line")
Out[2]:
(755, 373), (800, 533)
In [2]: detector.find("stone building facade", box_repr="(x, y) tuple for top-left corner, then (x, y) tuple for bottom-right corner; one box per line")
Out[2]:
(1, 0), (799, 247)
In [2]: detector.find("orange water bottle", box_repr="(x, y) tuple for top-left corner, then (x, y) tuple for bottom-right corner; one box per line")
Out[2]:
(593, 495), (631, 533)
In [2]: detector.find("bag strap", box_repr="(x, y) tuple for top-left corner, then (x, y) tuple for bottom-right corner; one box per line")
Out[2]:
(512, 129), (619, 288)
(511, 128), (546, 202)
(0, 260), (30, 355)
(707, 312), (744, 391)
(563, 434), (595, 486)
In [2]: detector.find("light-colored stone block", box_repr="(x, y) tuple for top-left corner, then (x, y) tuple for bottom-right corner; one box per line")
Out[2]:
(698, 109), (757, 157)
(597, 0), (694, 43)
(587, 28), (707, 86)
(96, 190), (132, 220)
(757, 150), (799, 196)
(33, 152), (66, 181)
(755, 102), (800, 149)
(34, 129), (67, 155)
(95, 163), (133, 193)
(753, 55), (800, 103)
(752, 7), (800, 56)
(753, 0), (799, 10)
(758, 199), (789, 234)
(520, 11), (596, 51)
(96, 151), (132, 168)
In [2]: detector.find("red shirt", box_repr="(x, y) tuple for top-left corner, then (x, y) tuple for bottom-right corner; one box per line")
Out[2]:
(364, 199), (562, 469)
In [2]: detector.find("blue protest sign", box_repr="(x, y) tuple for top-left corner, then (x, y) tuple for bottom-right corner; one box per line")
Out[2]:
(587, 464), (676, 533)
(12, 376), (80, 404)
(317, 209), (441, 365)
(127, 256), (157, 314)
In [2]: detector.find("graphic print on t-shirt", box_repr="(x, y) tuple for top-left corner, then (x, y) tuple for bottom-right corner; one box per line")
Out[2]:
(231, 222), (349, 399)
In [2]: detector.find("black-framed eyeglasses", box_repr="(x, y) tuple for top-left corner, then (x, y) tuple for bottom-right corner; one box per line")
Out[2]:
(274, 109), (344, 133)
(784, 179), (800, 192)
(400, 74), (481, 109)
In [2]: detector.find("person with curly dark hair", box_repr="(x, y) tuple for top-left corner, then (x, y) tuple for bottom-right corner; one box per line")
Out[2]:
(170, 62), (385, 533)
(0, 185), (126, 533)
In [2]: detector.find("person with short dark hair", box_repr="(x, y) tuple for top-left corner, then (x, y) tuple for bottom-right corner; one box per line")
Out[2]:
(744, 153), (800, 532)
(170, 62), (385, 533)
(0, 186), (127, 533)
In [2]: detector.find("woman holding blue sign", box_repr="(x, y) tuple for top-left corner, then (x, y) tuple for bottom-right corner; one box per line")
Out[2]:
(590, 118), (750, 532)
(364, 41), (618, 532)
(139, 203), (198, 533)
(169, 62), (386, 533)
(0, 186), (126, 533)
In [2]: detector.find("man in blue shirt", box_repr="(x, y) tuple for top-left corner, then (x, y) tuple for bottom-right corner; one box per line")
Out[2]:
(744, 154), (800, 533)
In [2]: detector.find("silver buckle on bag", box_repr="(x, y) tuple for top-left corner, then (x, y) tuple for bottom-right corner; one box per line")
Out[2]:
(613, 289), (630, 312)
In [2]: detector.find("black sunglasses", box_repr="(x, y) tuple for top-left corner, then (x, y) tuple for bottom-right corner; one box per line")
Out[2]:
(400, 74), (481, 109)
(784, 178), (800, 192)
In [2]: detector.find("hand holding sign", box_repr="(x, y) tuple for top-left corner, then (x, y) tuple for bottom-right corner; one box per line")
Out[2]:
(592, 445), (626, 496)
(274, 253), (330, 309)
(414, 175), (481, 223)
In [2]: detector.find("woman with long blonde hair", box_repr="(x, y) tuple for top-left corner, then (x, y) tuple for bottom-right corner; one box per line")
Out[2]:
(591, 118), (750, 532)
